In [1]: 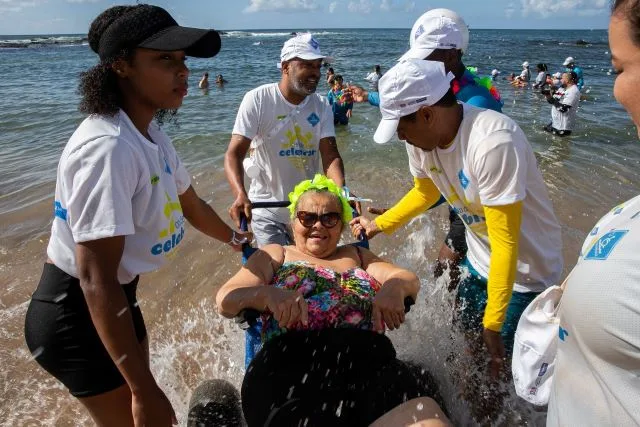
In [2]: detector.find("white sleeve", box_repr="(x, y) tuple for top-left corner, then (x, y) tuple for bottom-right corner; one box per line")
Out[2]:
(405, 142), (429, 179)
(320, 98), (336, 140)
(232, 90), (261, 139)
(470, 130), (527, 206)
(64, 136), (139, 242)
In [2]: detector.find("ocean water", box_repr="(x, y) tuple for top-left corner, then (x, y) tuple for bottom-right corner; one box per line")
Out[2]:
(0, 28), (638, 426)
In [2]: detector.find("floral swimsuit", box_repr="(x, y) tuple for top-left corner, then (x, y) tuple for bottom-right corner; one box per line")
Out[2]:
(261, 252), (382, 343)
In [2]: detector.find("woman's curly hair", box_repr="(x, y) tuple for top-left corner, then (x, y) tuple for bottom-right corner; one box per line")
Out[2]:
(612, 0), (640, 46)
(78, 5), (176, 124)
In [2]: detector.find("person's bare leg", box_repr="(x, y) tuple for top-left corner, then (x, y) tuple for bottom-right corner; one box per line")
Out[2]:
(76, 337), (150, 427)
(369, 397), (451, 427)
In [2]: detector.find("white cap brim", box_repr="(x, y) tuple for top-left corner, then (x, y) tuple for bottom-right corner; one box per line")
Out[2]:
(563, 60), (572, 66)
(374, 118), (399, 144)
(398, 46), (436, 62)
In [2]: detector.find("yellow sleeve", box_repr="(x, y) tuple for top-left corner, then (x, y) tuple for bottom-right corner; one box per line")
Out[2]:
(482, 202), (522, 332)
(374, 177), (442, 235)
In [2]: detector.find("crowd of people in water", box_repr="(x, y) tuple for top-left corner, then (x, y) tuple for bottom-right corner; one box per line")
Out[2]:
(21, 1), (640, 427)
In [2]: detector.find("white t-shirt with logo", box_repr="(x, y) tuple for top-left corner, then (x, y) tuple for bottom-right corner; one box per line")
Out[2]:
(551, 84), (580, 131)
(232, 83), (335, 224)
(48, 110), (191, 284)
(548, 195), (640, 427)
(406, 103), (563, 292)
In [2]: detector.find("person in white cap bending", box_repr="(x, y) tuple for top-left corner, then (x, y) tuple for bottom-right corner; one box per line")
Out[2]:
(563, 56), (584, 90)
(350, 60), (563, 386)
(225, 33), (346, 246)
(346, 9), (504, 292)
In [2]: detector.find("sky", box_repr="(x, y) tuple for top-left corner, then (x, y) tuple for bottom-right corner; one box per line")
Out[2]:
(0, 0), (612, 35)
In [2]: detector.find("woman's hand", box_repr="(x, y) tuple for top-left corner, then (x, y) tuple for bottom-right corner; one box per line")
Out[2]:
(372, 281), (407, 332)
(263, 287), (309, 329)
(132, 383), (177, 427)
(349, 216), (382, 240)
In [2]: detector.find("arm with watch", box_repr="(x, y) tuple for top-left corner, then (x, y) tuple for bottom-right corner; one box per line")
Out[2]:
(178, 185), (250, 251)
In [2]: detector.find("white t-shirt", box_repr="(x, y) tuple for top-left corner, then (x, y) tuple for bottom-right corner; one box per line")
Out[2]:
(548, 195), (640, 426)
(519, 69), (531, 82)
(232, 83), (335, 223)
(535, 71), (545, 86)
(551, 84), (580, 131)
(406, 103), (563, 292)
(48, 110), (191, 284)
(365, 72), (381, 91)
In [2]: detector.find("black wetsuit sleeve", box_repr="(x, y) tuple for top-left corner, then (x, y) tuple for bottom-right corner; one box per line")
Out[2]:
(547, 97), (572, 113)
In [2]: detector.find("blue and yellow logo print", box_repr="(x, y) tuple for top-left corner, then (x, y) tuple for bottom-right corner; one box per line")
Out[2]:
(279, 124), (317, 170)
(584, 230), (628, 261)
(150, 192), (185, 256)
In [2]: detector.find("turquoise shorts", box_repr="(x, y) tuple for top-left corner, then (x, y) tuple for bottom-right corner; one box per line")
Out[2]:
(456, 258), (539, 355)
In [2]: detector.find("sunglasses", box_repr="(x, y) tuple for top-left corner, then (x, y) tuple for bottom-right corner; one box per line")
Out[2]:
(296, 211), (342, 228)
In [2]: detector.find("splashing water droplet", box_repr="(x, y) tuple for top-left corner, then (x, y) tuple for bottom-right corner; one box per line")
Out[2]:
(30, 346), (44, 359)
(417, 402), (424, 411)
(117, 307), (128, 317)
(53, 292), (67, 303)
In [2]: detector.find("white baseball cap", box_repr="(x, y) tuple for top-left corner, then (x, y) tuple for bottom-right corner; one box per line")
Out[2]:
(491, 69), (500, 76)
(374, 59), (454, 144)
(399, 15), (463, 62)
(522, 61), (529, 68)
(553, 71), (562, 79)
(563, 56), (575, 66)
(280, 33), (326, 64)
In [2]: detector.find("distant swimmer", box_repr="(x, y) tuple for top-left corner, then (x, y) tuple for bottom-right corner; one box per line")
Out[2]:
(199, 72), (209, 89)
(326, 66), (335, 85)
(215, 74), (228, 86)
(563, 56), (584, 90)
(491, 69), (500, 80)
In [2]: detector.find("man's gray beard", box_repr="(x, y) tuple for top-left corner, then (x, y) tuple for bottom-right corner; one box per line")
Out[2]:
(292, 78), (317, 96)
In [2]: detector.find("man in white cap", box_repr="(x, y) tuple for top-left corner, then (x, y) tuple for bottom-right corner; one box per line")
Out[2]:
(563, 56), (584, 90)
(346, 9), (504, 291)
(350, 59), (563, 379)
(225, 33), (346, 246)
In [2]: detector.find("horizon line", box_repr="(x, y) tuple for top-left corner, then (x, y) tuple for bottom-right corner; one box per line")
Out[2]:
(0, 27), (608, 37)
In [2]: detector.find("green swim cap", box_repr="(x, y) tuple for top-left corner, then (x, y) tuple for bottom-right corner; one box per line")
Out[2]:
(288, 174), (353, 224)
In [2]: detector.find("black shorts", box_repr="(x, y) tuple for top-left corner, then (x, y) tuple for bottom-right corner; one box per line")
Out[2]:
(543, 123), (572, 136)
(241, 329), (421, 427)
(444, 207), (468, 255)
(24, 263), (146, 397)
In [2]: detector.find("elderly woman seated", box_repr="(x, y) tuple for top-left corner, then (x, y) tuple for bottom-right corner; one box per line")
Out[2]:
(216, 175), (450, 427)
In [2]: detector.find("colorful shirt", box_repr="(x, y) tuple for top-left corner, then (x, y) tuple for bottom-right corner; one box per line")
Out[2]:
(261, 261), (382, 342)
(327, 88), (353, 123)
